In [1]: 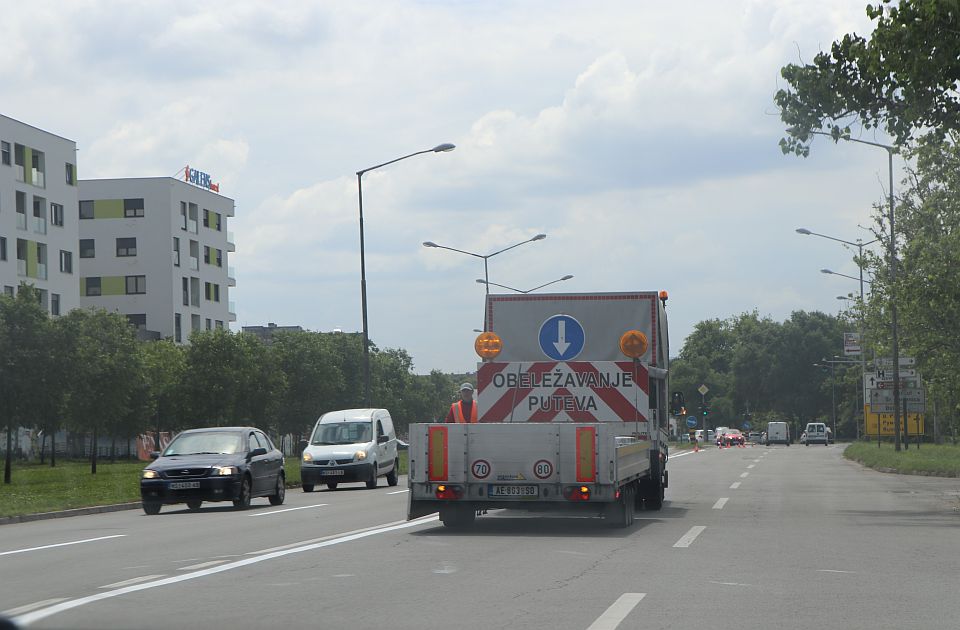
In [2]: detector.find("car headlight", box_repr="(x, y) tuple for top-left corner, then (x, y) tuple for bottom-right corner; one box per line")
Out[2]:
(142, 469), (159, 479)
(354, 450), (367, 461)
(213, 466), (239, 476)
(302, 452), (313, 463)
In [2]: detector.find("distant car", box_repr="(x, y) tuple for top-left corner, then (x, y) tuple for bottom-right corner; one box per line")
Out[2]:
(397, 438), (409, 451)
(714, 427), (730, 446)
(140, 426), (286, 515)
(804, 422), (829, 445)
(748, 431), (763, 443)
(720, 429), (745, 447)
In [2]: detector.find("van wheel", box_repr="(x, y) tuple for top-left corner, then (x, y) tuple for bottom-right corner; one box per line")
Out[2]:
(366, 467), (378, 489)
(326, 483), (338, 490)
(187, 500), (202, 511)
(386, 460), (399, 486)
(302, 484), (315, 493)
(143, 502), (161, 515)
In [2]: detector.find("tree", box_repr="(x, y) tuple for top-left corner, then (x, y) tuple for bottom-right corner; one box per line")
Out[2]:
(271, 331), (343, 437)
(776, 0), (960, 156)
(140, 339), (187, 446)
(0, 286), (51, 483)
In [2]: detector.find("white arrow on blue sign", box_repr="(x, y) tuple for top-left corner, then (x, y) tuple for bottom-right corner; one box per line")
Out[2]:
(686, 416), (698, 428)
(538, 314), (585, 361)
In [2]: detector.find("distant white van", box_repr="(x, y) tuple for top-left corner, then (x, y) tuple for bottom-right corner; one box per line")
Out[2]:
(767, 421), (791, 446)
(804, 422), (829, 446)
(300, 409), (399, 491)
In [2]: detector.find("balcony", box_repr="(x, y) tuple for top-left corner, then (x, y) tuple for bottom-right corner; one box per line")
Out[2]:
(173, 251), (180, 267)
(228, 266), (236, 287)
(33, 217), (47, 235)
(32, 169), (45, 188)
(37, 263), (47, 280)
(17, 259), (26, 277)
(227, 231), (236, 252)
(16, 213), (27, 230)
(228, 301), (237, 322)
(189, 256), (199, 271)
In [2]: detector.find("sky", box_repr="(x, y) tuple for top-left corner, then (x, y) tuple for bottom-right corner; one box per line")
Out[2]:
(3, 1), (899, 374)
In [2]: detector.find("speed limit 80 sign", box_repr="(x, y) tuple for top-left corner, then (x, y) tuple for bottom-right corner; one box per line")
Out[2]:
(533, 460), (553, 479)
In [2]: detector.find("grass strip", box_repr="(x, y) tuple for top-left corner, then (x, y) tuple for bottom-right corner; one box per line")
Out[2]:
(843, 441), (960, 477)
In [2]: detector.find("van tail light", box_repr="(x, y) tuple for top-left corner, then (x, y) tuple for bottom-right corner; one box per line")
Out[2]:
(563, 485), (591, 501)
(435, 484), (464, 500)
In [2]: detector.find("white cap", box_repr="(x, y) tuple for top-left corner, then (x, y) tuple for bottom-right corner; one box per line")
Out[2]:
(459, 382), (474, 392)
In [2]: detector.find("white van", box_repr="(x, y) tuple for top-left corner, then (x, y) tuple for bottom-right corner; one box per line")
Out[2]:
(804, 422), (829, 446)
(766, 421), (791, 445)
(300, 409), (399, 491)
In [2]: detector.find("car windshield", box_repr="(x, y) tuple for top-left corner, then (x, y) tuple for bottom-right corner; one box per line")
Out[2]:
(163, 432), (242, 456)
(311, 421), (372, 445)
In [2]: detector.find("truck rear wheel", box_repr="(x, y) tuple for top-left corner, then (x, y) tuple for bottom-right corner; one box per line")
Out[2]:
(641, 477), (664, 511)
(607, 485), (635, 528)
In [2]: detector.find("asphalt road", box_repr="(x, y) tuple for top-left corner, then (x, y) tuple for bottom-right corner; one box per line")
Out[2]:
(1, 444), (957, 630)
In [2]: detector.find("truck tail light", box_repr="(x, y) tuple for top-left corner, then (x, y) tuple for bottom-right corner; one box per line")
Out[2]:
(435, 484), (463, 500)
(563, 485), (591, 501)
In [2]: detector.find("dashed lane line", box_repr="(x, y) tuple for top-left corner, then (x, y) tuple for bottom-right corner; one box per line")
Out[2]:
(99, 575), (165, 589)
(673, 526), (707, 548)
(586, 593), (646, 630)
(247, 504), (328, 517)
(739, 472), (749, 478)
(730, 482), (741, 489)
(712, 498), (729, 510)
(0, 535), (126, 557)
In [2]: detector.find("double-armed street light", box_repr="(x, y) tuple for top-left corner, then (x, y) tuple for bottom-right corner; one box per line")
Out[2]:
(357, 143), (455, 407)
(422, 234), (548, 295)
(475, 274), (573, 294)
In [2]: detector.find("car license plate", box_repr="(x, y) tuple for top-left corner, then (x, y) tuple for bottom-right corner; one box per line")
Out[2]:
(321, 469), (344, 476)
(488, 485), (538, 498)
(169, 481), (200, 490)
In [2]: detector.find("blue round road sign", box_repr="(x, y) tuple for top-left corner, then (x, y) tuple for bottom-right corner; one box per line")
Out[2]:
(686, 416), (698, 428)
(742, 421), (751, 430)
(538, 315), (585, 361)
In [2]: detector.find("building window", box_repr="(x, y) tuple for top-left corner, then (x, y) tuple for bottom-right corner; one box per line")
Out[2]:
(85, 277), (101, 296)
(205, 318), (212, 330)
(189, 240), (199, 270)
(16, 191), (27, 230)
(214, 284), (220, 302)
(51, 203), (64, 227)
(127, 314), (147, 330)
(205, 282), (212, 301)
(188, 203), (199, 233)
(79, 200), (94, 219)
(1, 141), (9, 166)
(51, 293), (60, 316)
(215, 212), (222, 231)
(59, 250), (72, 273)
(215, 320), (224, 329)
(79, 239), (95, 258)
(125, 275), (146, 295)
(180, 202), (188, 230)
(174, 313), (182, 343)
(3, 286), (13, 297)
(191, 277), (200, 306)
(0, 237), (5, 261)
(203, 245), (211, 265)
(32, 196), (47, 234)
(173, 237), (180, 267)
(216, 248), (223, 267)
(65, 163), (75, 186)
(182, 278), (189, 306)
(191, 313), (201, 332)
(123, 198), (144, 217)
(203, 209), (210, 228)
(116, 237), (137, 257)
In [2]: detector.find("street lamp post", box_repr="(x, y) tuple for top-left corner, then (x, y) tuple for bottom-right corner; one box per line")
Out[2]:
(475, 275), (573, 294)
(802, 131), (902, 450)
(423, 234), (547, 294)
(357, 143), (455, 407)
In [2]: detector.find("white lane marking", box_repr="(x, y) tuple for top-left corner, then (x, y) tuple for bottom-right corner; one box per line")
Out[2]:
(747, 464), (755, 469)
(587, 593), (646, 630)
(14, 516), (439, 627)
(709, 581), (753, 587)
(248, 504), (327, 517)
(99, 575), (165, 589)
(739, 472), (749, 478)
(668, 450), (696, 459)
(2, 599), (67, 617)
(387, 489), (409, 495)
(730, 482), (741, 489)
(246, 520), (412, 555)
(753, 459), (761, 463)
(712, 498), (729, 510)
(178, 560), (227, 571)
(673, 526), (706, 548)
(818, 569), (856, 574)
(432, 562), (458, 574)
(0, 535), (126, 557)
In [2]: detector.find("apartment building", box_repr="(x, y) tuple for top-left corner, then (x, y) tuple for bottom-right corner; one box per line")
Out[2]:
(0, 114), (80, 314)
(77, 177), (236, 342)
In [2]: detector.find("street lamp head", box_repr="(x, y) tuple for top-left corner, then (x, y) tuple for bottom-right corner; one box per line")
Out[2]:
(475, 279), (487, 284)
(422, 241), (438, 248)
(836, 295), (850, 301)
(532, 233), (547, 241)
(796, 228), (812, 235)
(560, 275), (573, 281)
(820, 269), (834, 275)
(432, 143), (456, 153)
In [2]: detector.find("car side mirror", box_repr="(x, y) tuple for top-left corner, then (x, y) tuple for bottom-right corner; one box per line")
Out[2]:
(377, 434), (389, 444)
(298, 439), (308, 452)
(249, 447), (267, 458)
(150, 450), (160, 459)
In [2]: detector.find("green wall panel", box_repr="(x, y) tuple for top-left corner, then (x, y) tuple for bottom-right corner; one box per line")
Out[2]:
(26, 240), (37, 278)
(94, 199), (124, 219)
(102, 276), (126, 296)
(80, 277), (86, 295)
(23, 147), (33, 185)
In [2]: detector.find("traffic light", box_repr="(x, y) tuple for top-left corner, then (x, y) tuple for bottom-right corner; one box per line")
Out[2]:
(702, 405), (709, 416)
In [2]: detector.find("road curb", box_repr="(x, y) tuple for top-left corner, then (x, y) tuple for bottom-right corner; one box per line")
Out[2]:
(0, 502), (141, 526)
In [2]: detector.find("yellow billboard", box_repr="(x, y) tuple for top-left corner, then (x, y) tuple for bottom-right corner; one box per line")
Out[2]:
(863, 405), (924, 436)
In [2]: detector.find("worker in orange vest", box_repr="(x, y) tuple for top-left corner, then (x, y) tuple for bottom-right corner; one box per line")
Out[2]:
(445, 383), (478, 423)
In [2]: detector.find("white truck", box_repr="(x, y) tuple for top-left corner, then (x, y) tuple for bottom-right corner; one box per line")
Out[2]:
(407, 291), (672, 528)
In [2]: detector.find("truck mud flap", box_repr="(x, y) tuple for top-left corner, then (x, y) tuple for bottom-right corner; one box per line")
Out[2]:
(408, 493), (439, 520)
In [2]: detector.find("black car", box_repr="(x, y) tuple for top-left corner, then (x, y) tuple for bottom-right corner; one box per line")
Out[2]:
(140, 426), (285, 514)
